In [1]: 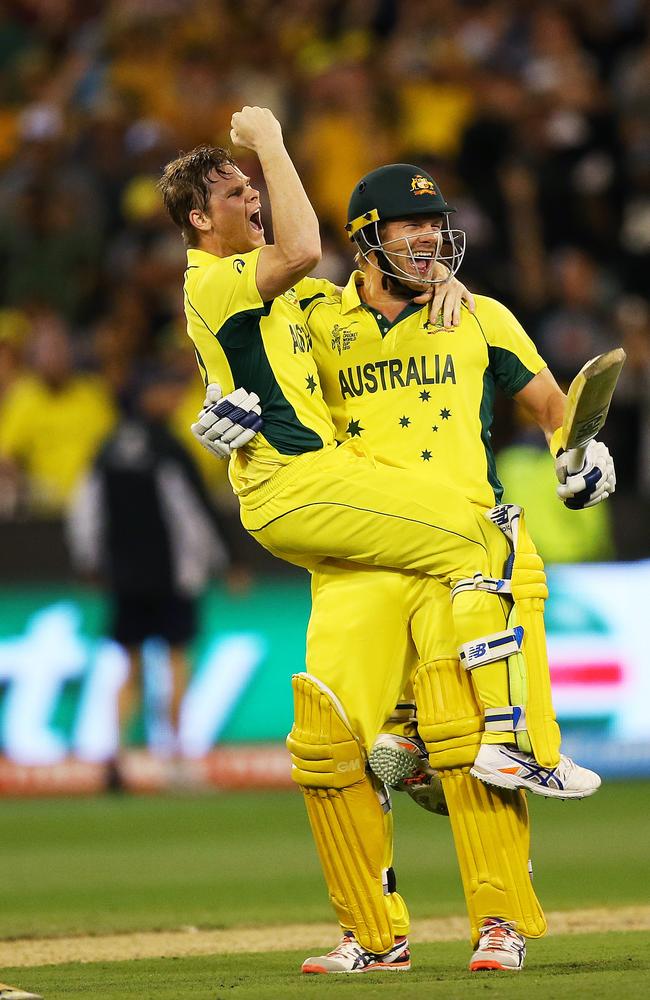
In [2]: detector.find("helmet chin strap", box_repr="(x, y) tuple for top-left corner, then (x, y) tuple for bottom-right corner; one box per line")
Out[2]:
(375, 250), (425, 299)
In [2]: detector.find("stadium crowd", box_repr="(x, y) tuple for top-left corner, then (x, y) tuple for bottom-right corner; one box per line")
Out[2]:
(0, 0), (648, 563)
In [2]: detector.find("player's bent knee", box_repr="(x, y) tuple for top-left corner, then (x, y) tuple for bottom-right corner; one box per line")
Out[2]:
(286, 672), (365, 788)
(414, 658), (483, 768)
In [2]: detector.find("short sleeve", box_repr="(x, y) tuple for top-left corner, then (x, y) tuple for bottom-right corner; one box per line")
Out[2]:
(294, 275), (339, 312)
(190, 248), (264, 332)
(476, 296), (547, 397)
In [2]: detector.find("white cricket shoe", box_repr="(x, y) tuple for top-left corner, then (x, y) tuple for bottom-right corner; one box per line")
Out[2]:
(301, 931), (410, 974)
(0, 984), (43, 1000)
(369, 734), (448, 816)
(470, 743), (601, 799)
(469, 917), (526, 972)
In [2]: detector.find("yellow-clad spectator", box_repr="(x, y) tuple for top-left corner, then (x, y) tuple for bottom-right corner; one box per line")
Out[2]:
(296, 60), (391, 231)
(390, 35), (475, 159)
(397, 77), (475, 159)
(0, 308), (28, 403)
(0, 311), (116, 516)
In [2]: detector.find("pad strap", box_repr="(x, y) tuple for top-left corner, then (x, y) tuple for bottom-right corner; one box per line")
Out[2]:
(451, 573), (512, 599)
(485, 705), (527, 733)
(459, 626), (524, 671)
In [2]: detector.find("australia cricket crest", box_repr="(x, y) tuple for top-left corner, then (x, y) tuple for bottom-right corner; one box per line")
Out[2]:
(331, 323), (358, 355)
(411, 174), (436, 196)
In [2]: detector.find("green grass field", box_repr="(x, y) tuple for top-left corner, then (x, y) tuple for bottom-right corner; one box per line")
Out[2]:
(1, 780), (649, 999)
(5, 933), (650, 1000)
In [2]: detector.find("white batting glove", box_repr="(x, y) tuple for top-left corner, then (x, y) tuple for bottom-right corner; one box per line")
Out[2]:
(191, 384), (263, 459)
(555, 439), (616, 509)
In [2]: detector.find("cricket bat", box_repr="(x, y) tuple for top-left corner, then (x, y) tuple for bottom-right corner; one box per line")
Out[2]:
(561, 348), (626, 474)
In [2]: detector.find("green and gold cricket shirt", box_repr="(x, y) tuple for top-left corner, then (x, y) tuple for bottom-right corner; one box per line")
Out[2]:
(305, 271), (547, 508)
(184, 248), (336, 494)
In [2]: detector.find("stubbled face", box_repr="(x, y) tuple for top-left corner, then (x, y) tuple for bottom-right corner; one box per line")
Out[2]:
(198, 164), (265, 254)
(379, 215), (444, 290)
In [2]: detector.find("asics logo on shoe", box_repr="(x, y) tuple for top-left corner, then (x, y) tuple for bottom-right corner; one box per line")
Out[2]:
(497, 749), (565, 790)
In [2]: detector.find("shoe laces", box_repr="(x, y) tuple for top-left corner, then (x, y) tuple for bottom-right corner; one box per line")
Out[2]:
(554, 754), (579, 778)
(479, 918), (523, 954)
(327, 933), (364, 959)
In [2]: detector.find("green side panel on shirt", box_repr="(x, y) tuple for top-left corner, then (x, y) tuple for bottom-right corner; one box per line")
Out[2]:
(479, 367), (503, 504)
(488, 344), (537, 397)
(188, 297), (324, 455)
(471, 316), (537, 505)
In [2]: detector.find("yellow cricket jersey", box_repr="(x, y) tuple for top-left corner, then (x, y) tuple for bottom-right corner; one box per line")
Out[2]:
(305, 272), (547, 509)
(183, 247), (336, 494)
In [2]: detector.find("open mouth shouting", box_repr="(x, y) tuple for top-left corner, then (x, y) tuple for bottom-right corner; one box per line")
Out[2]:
(411, 250), (436, 277)
(248, 208), (264, 235)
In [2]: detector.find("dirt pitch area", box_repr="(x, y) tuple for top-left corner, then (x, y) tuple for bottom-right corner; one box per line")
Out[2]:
(3, 906), (649, 968)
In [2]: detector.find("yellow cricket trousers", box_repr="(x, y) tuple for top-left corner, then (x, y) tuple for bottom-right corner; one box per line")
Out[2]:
(239, 439), (507, 584)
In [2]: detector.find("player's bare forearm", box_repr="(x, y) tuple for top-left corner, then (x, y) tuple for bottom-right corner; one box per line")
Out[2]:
(230, 106), (320, 296)
(514, 368), (566, 443)
(257, 141), (320, 268)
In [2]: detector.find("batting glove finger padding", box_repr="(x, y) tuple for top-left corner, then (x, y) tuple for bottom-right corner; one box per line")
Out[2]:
(201, 382), (224, 409)
(191, 387), (263, 459)
(555, 440), (615, 509)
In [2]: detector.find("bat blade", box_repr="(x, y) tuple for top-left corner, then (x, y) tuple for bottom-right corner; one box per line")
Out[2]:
(561, 348), (626, 454)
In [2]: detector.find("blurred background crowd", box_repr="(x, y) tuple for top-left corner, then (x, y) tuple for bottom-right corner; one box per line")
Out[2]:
(0, 0), (649, 578)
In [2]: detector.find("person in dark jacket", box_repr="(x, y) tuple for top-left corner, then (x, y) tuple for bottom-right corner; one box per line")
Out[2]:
(67, 366), (232, 788)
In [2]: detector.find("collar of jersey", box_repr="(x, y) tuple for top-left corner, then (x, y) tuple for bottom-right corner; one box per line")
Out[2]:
(340, 270), (365, 313)
(187, 247), (217, 265)
(186, 247), (261, 267)
(341, 270), (423, 335)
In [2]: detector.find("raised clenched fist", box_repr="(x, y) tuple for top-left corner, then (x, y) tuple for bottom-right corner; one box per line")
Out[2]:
(230, 106), (283, 153)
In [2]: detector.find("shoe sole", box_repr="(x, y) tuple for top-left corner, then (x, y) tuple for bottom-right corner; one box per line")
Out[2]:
(369, 745), (422, 786)
(302, 961), (411, 974)
(470, 765), (600, 799)
(470, 960), (522, 972)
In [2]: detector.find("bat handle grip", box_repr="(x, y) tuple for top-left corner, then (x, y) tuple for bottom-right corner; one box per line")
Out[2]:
(567, 444), (587, 475)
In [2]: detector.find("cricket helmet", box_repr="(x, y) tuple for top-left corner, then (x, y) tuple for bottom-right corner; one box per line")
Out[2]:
(345, 163), (465, 285)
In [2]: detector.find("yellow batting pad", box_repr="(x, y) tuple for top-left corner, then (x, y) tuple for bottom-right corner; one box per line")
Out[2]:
(509, 513), (560, 767)
(303, 779), (396, 954)
(287, 673), (364, 789)
(414, 658), (483, 768)
(441, 769), (547, 944)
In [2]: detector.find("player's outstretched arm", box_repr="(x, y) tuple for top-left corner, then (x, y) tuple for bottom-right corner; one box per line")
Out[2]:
(230, 106), (321, 300)
(514, 367), (566, 443)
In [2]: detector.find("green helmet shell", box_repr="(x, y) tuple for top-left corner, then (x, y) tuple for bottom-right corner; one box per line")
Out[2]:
(346, 163), (455, 239)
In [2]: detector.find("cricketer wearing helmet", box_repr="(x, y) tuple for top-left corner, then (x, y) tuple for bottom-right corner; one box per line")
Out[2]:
(291, 165), (612, 971)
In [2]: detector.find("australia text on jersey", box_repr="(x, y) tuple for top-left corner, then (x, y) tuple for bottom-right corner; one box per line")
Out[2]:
(339, 353), (457, 398)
